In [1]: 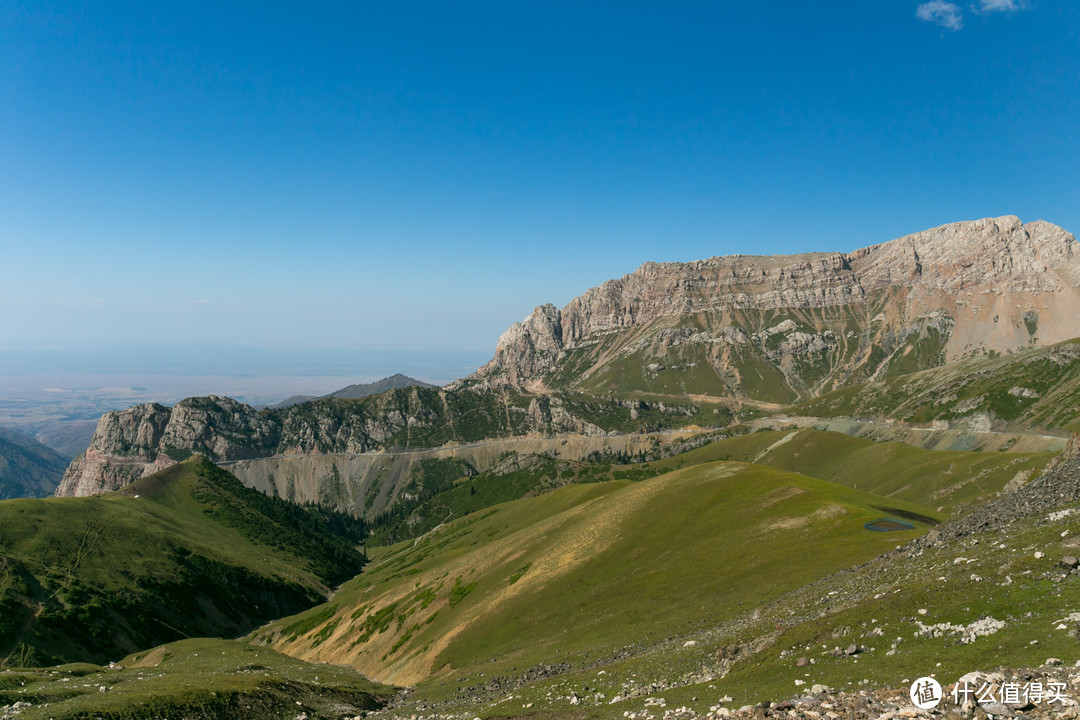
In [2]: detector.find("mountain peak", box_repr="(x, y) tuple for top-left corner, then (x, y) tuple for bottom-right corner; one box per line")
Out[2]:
(463, 216), (1080, 396)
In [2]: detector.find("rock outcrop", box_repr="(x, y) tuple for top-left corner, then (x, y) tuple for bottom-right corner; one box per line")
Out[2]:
(914, 433), (1080, 548)
(462, 217), (1080, 399)
(55, 388), (695, 499)
(56, 397), (278, 497)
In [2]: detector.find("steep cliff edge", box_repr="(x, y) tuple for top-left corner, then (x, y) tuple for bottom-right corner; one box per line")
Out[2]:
(461, 216), (1080, 399)
(56, 388), (709, 498)
(57, 397), (278, 497)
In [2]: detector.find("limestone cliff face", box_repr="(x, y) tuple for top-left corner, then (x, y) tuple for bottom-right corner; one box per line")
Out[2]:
(57, 404), (173, 497)
(160, 396), (279, 459)
(465, 217), (1080, 397)
(56, 397), (278, 497)
(56, 387), (671, 498)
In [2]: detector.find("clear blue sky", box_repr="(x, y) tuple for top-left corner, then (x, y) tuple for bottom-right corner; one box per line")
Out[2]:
(3, 1), (1078, 365)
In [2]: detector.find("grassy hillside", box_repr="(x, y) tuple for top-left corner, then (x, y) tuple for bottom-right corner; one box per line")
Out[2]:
(245, 444), (1079, 720)
(799, 338), (1080, 431)
(366, 428), (1051, 546)
(0, 638), (393, 719)
(0, 457), (366, 667)
(388, 484), (1080, 720)
(641, 428), (1053, 515)
(500, 481), (1080, 718)
(255, 460), (941, 691)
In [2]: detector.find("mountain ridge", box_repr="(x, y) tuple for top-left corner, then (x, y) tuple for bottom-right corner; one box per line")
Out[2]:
(54, 216), (1080, 513)
(460, 216), (1079, 398)
(55, 388), (713, 500)
(0, 456), (366, 667)
(269, 373), (436, 409)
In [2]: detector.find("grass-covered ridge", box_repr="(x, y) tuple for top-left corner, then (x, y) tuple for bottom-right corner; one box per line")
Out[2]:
(0, 457), (366, 667)
(363, 427), (1052, 547)
(0, 638), (393, 720)
(257, 459), (941, 689)
(638, 427), (1053, 515)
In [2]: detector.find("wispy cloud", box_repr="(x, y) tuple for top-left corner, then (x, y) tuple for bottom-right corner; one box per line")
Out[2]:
(975, 0), (1021, 12)
(917, 1), (964, 29)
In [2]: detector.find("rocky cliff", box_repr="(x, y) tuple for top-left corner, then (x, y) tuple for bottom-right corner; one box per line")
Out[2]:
(462, 216), (1080, 401)
(56, 388), (704, 498)
(57, 397), (277, 497)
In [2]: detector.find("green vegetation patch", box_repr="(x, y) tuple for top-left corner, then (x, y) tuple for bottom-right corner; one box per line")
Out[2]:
(799, 338), (1080, 430)
(0, 457), (366, 667)
(267, 459), (940, 698)
(0, 638), (393, 720)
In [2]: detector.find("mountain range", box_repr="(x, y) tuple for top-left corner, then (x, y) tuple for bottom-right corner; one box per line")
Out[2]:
(53, 216), (1080, 506)
(463, 216), (1078, 400)
(268, 372), (435, 408)
(4, 216), (1080, 719)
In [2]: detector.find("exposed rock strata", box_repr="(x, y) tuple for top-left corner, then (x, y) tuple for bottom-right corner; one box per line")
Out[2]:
(56, 390), (696, 500)
(464, 217), (1080, 396)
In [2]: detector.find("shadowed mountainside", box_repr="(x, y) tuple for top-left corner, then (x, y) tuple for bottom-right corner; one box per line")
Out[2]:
(0, 426), (70, 499)
(0, 456), (365, 667)
(269, 373), (436, 409)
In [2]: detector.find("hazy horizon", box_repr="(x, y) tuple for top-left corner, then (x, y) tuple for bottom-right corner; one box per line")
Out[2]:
(0, 346), (489, 411)
(4, 2), (1078, 357)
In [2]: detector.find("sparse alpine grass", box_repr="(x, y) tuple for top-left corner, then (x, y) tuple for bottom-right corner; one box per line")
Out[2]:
(798, 337), (1080, 432)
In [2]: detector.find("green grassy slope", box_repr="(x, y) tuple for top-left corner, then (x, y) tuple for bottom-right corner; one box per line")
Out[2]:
(642, 428), (1053, 515)
(0, 457), (366, 667)
(0, 638), (393, 720)
(402, 491), (1080, 720)
(364, 428), (1052, 547)
(798, 338), (1080, 431)
(256, 461), (941, 691)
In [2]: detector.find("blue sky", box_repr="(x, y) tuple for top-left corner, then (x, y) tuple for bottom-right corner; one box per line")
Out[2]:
(2, 1), (1078, 371)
